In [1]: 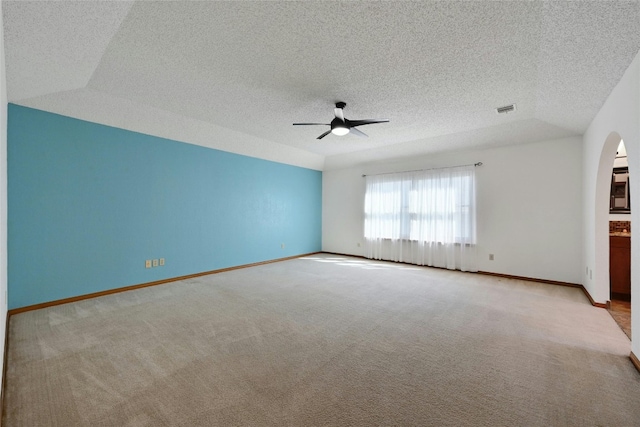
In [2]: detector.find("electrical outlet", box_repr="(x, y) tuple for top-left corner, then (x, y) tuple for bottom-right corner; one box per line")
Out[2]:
(590, 269), (592, 280)
(152, 259), (159, 267)
(281, 243), (285, 249)
(489, 254), (494, 261)
(357, 242), (361, 247)
(145, 260), (152, 269)
(159, 258), (165, 266)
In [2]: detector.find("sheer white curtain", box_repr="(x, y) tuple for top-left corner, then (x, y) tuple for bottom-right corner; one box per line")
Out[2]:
(364, 165), (477, 272)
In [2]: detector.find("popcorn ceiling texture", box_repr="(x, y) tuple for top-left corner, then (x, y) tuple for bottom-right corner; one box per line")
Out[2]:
(2, 1), (133, 101)
(3, 1), (640, 170)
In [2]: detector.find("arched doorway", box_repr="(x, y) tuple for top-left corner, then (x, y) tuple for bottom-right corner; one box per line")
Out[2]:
(609, 138), (632, 336)
(595, 132), (632, 338)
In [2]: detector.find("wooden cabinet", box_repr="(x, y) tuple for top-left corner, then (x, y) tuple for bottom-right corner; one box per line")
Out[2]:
(610, 235), (631, 301)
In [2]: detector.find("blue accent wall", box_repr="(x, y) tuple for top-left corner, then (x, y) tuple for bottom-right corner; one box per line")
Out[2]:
(8, 104), (322, 309)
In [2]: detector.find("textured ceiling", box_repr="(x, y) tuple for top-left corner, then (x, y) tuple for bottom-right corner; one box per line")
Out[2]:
(3, 1), (640, 170)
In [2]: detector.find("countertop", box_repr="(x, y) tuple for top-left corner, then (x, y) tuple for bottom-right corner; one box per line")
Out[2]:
(610, 232), (631, 237)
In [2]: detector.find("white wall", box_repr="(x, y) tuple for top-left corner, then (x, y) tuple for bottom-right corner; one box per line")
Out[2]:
(610, 214), (631, 222)
(583, 50), (639, 356)
(323, 136), (583, 284)
(0, 0), (9, 403)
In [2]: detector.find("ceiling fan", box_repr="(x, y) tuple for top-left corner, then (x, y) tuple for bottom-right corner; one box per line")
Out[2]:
(293, 102), (389, 139)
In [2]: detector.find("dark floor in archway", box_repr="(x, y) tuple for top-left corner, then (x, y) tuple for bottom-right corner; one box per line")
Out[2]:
(608, 300), (631, 339)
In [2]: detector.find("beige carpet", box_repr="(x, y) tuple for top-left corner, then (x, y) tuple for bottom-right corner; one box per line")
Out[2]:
(3, 254), (640, 426)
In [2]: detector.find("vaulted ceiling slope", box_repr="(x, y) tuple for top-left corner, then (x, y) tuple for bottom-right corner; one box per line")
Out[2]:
(4, 1), (640, 170)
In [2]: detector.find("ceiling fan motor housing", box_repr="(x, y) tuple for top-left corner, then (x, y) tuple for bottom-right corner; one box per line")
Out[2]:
(330, 117), (349, 135)
(331, 117), (346, 128)
(332, 102), (348, 133)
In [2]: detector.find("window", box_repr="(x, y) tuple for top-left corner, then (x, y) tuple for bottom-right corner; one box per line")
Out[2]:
(365, 167), (475, 244)
(364, 165), (477, 271)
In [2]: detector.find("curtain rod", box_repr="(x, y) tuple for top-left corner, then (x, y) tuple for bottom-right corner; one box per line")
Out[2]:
(362, 162), (482, 178)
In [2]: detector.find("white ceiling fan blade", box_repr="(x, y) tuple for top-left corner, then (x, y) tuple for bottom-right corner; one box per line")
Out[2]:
(349, 127), (368, 138)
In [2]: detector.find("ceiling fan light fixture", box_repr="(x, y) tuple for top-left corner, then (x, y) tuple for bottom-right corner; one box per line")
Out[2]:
(331, 126), (349, 136)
